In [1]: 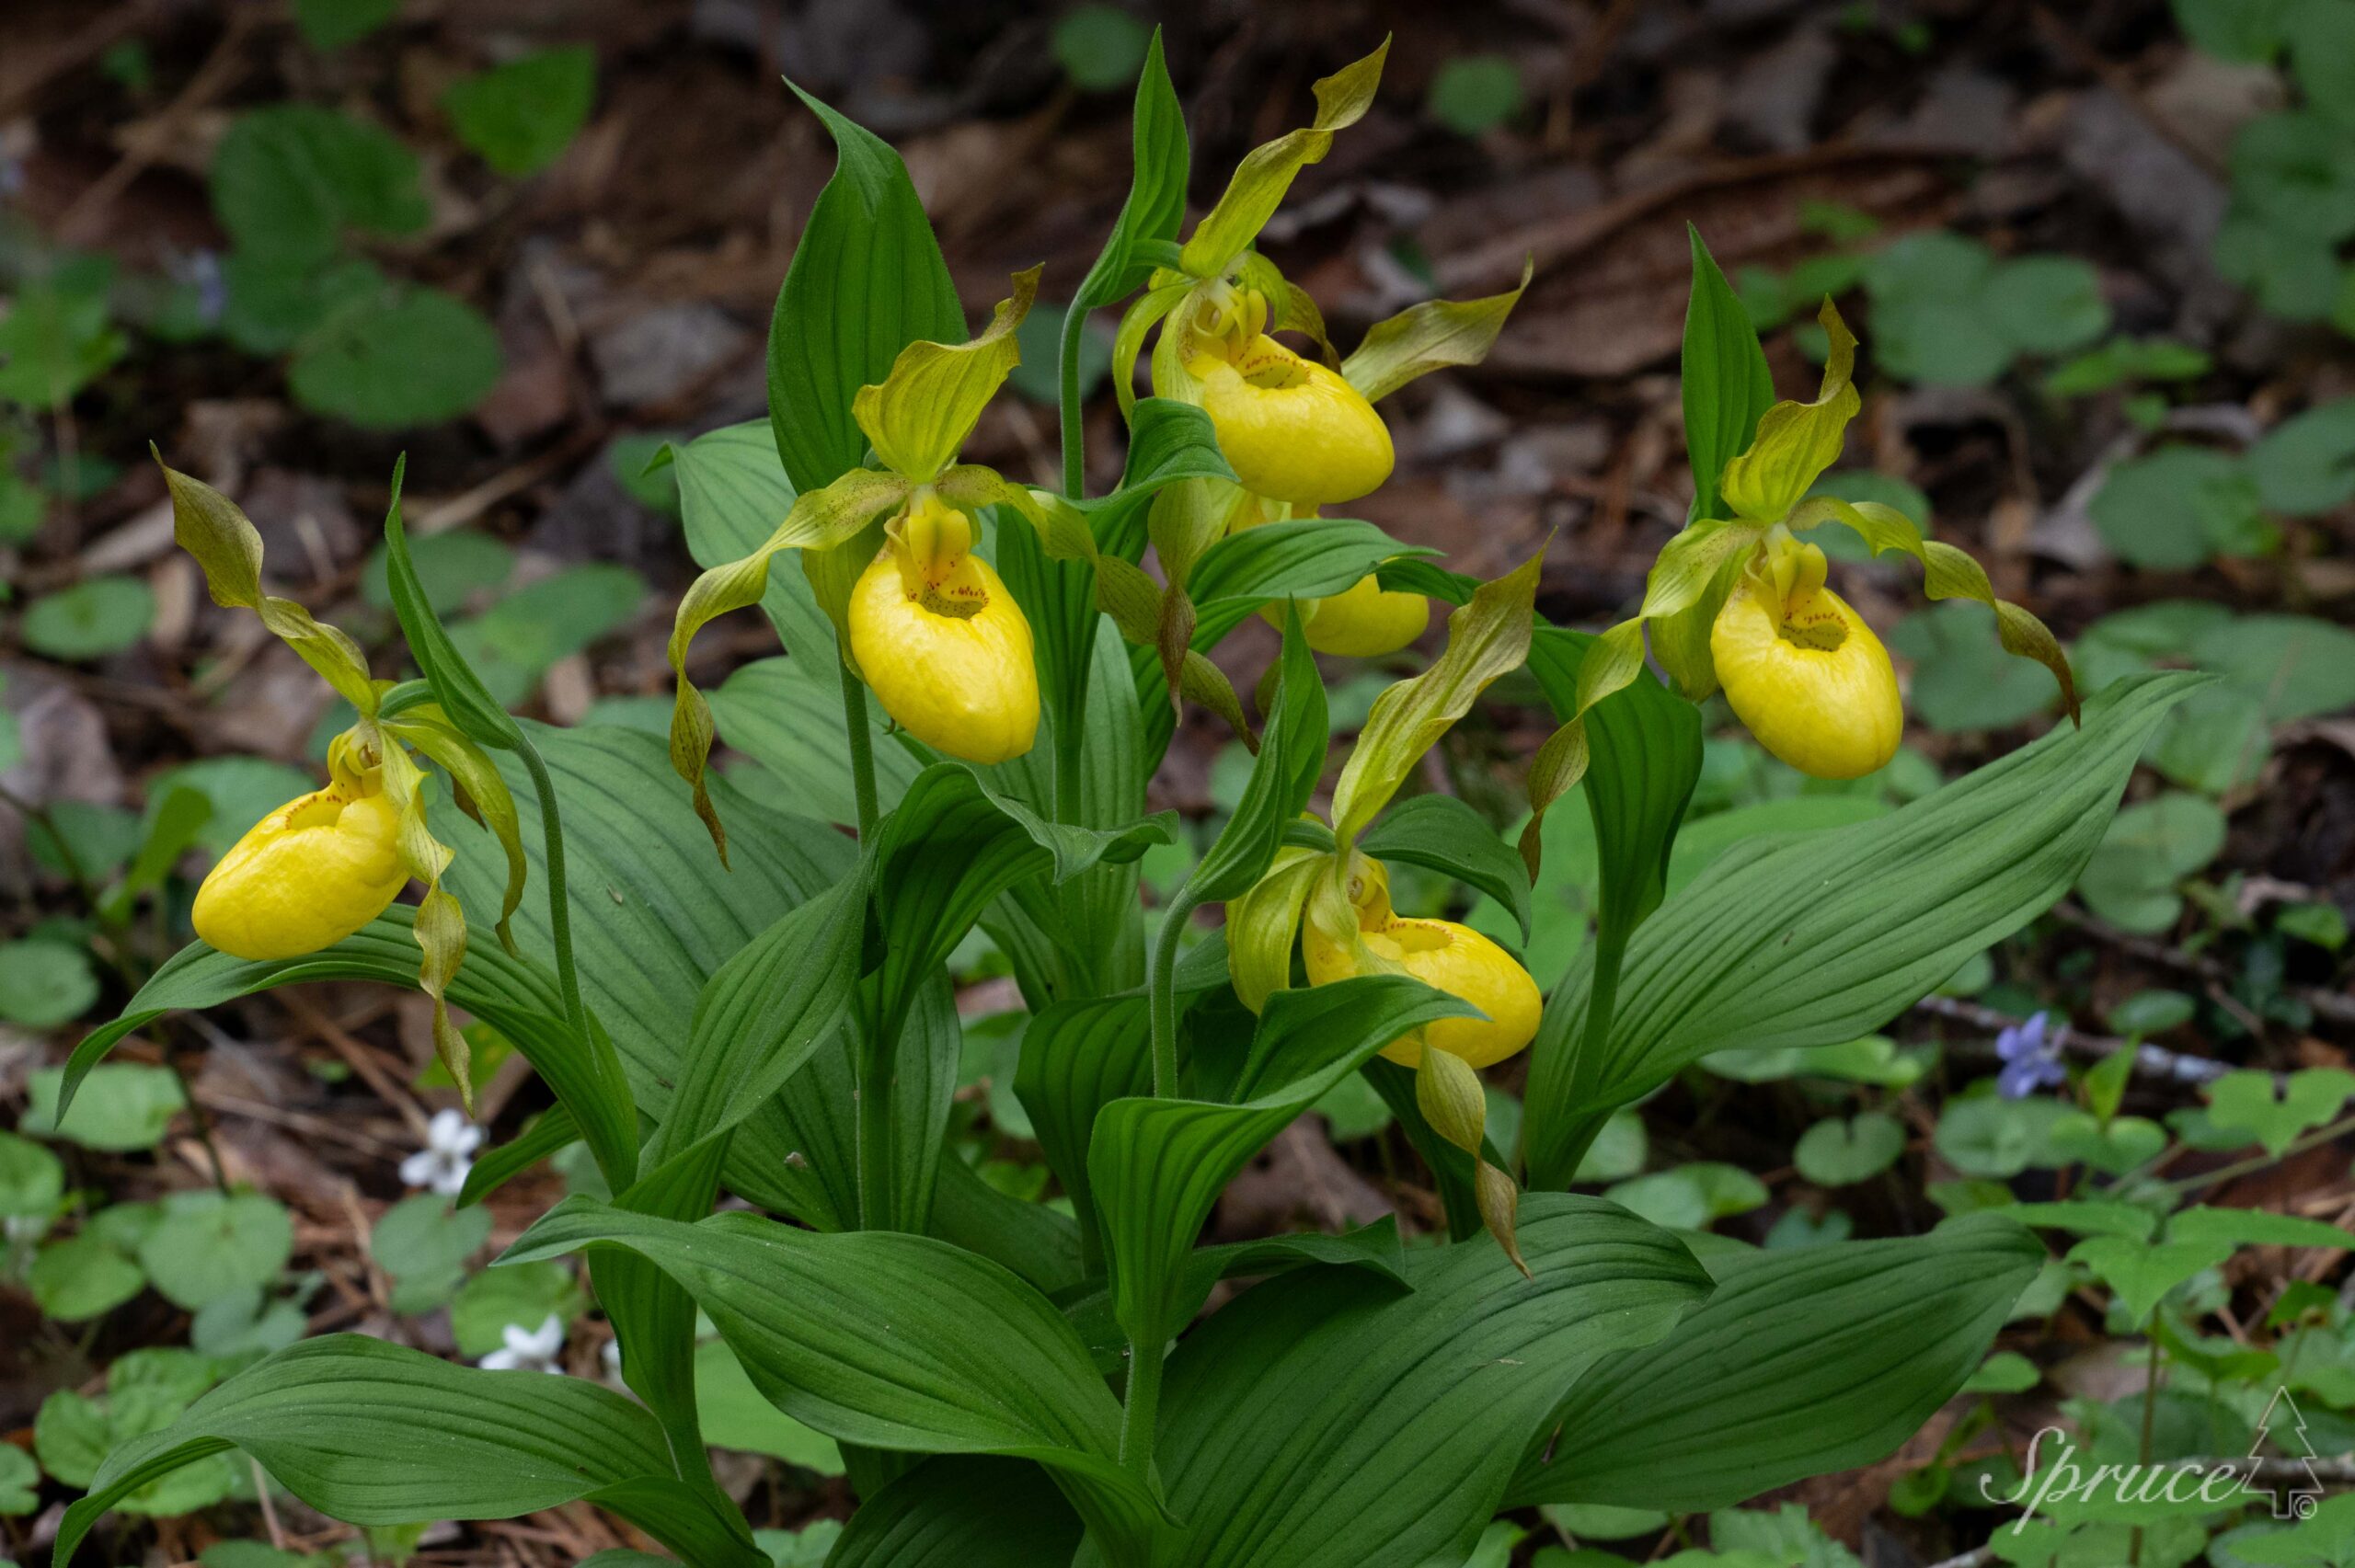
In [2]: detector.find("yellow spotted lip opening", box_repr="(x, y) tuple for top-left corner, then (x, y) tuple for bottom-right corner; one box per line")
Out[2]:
(1710, 558), (1902, 782)
(1305, 915), (1542, 1070)
(192, 783), (410, 961)
(847, 531), (1040, 766)
(1192, 337), (1394, 509)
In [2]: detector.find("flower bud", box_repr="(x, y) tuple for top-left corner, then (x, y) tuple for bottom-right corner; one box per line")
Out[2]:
(1191, 337), (1393, 508)
(192, 776), (408, 960)
(847, 492), (1040, 765)
(1236, 503), (1428, 658)
(1291, 572), (1430, 658)
(1709, 533), (1901, 780)
(1305, 911), (1541, 1070)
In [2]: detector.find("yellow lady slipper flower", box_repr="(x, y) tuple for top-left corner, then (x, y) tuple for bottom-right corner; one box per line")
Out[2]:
(1516, 299), (2078, 876)
(192, 765), (408, 961)
(1304, 907), (1540, 1070)
(846, 490), (1039, 764)
(1709, 530), (1902, 780)
(1292, 570), (1431, 658)
(1189, 319), (1394, 508)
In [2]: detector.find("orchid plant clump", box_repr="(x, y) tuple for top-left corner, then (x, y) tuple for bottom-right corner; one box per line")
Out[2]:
(54, 36), (2208, 1568)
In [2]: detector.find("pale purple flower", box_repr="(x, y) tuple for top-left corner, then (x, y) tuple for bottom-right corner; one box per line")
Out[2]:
(172, 249), (227, 327)
(1995, 1012), (2067, 1100)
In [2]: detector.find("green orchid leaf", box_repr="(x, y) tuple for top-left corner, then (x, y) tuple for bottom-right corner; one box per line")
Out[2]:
(52, 1337), (764, 1568)
(768, 86), (965, 496)
(1512, 1217), (2040, 1513)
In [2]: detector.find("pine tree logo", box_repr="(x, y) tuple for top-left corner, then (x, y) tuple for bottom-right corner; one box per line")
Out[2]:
(2244, 1387), (2325, 1520)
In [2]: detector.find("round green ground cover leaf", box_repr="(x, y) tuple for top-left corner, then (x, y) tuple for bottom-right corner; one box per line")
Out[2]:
(1868, 295), (2012, 386)
(30, 1234), (147, 1321)
(0, 280), (125, 406)
(1934, 1095), (2074, 1178)
(2076, 791), (2227, 933)
(361, 528), (514, 612)
(221, 254), (387, 355)
(211, 104), (429, 265)
(1427, 54), (1524, 135)
(450, 1260), (582, 1357)
(2247, 399), (2355, 516)
(0, 939), (99, 1026)
(293, 0), (400, 51)
(1051, 5), (1151, 90)
(1890, 601), (2062, 731)
(146, 756), (316, 854)
(27, 799), (143, 882)
(0, 1441), (37, 1514)
(2229, 111), (2355, 242)
(2211, 211), (2344, 320)
(24, 1062), (182, 1150)
(2194, 612), (2355, 722)
(1981, 256), (2111, 355)
(20, 576), (155, 659)
(444, 563), (647, 704)
(1604, 1162), (1769, 1230)
(2172, 0), (2294, 62)
(138, 1190), (293, 1310)
(288, 286), (503, 428)
(37, 1347), (237, 1515)
(1795, 1112), (1906, 1186)
(442, 47), (597, 176)
(372, 1192), (491, 1310)
(2108, 988), (2197, 1034)
(0, 1130), (64, 1217)
(2089, 446), (2269, 569)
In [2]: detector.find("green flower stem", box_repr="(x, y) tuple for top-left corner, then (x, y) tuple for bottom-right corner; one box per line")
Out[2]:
(1145, 887), (1198, 1099)
(517, 738), (587, 1051)
(1119, 1332), (1163, 1479)
(1053, 301), (1098, 829)
(1058, 303), (1088, 502)
(837, 641), (897, 1230)
(838, 645), (882, 841)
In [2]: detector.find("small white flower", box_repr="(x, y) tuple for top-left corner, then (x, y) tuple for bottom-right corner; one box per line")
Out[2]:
(602, 1336), (626, 1388)
(478, 1312), (566, 1374)
(398, 1108), (484, 1196)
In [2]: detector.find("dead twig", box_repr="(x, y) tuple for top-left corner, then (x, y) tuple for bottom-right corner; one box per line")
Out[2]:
(2053, 905), (2355, 1029)
(1912, 994), (2250, 1087)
